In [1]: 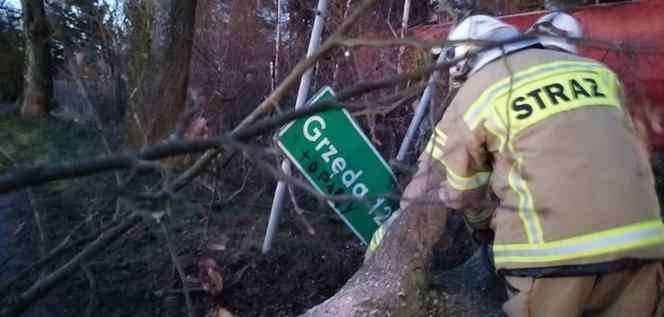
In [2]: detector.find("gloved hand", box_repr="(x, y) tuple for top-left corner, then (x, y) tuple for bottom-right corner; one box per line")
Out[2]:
(463, 208), (493, 231)
(471, 227), (495, 246)
(464, 208), (494, 247)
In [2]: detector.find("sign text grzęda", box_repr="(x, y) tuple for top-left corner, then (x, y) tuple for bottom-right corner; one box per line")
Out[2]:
(278, 87), (401, 243)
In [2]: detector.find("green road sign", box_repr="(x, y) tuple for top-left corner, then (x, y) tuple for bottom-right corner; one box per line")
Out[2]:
(278, 87), (400, 243)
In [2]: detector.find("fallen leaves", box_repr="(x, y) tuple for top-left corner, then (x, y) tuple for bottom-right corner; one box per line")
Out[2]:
(210, 307), (234, 317)
(198, 258), (223, 296)
(185, 117), (209, 140)
(206, 241), (227, 252)
(205, 236), (228, 252)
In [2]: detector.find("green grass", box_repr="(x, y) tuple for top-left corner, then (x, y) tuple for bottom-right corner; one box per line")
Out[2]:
(0, 111), (107, 166)
(0, 111), (118, 249)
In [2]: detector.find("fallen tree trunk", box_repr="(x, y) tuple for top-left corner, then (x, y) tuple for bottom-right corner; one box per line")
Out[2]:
(301, 191), (449, 316)
(302, 192), (508, 316)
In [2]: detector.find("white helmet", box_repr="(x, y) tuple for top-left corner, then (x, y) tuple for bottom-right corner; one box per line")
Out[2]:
(529, 12), (582, 53)
(445, 15), (538, 79)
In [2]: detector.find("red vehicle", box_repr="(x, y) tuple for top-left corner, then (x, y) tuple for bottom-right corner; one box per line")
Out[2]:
(359, 0), (664, 147)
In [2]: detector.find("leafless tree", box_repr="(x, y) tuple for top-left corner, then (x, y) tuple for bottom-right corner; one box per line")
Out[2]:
(125, 0), (198, 147)
(19, 0), (53, 118)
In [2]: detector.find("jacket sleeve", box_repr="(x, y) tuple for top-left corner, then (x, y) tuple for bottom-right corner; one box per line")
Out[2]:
(367, 134), (449, 256)
(436, 99), (492, 210)
(400, 141), (445, 212)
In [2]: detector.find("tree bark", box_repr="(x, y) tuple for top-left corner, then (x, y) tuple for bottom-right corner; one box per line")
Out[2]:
(19, 0), (53, 118)
(301, 194), (509, 316)
(126, 0), (198, 147)
(301, 191), (449, 317)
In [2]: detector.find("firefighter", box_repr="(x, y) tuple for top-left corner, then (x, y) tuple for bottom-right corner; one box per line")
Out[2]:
(529, 12), (582, 53)
(425, 14), (664, 316)
(364, 16), (540, 259)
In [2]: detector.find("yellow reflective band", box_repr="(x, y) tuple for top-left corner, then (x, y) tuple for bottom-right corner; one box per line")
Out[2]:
(425, 140), (444, 162)
(446, 168), (490, 191)
(424, 128), (489, 191)
(602, 69), (623, 104)
(507, 165), (544, 244)
(464, 208), (493, 224)
(425, 128), (447, 162)
(493, 220), (664, 264)
(433, 127), (447, 142)
(368, 227), (385, 252)
(490, 70), (620, 139)
(464, 61), (607, 130)
(483, 106), (509, 152)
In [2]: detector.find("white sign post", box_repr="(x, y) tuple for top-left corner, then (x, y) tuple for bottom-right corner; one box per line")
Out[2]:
(262, 0), (330, 253)
(395, 50), (448, 163)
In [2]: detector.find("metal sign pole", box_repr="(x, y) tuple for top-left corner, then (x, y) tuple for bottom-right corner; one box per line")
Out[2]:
(262, 0), (330, 253)
(395, 51), (447, 163)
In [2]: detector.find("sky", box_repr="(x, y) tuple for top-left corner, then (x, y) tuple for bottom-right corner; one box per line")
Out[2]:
(3, 0), (122, 10)
(5, 0), (20, 9)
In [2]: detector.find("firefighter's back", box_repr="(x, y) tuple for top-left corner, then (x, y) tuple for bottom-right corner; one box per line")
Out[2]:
(453, 48), (664, 272)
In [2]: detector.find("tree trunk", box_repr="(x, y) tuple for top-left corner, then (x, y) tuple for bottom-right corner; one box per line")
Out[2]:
(542, 0), (560, 10)
(126, 0), (198, 147)
(301, 191), (449, 317)
(19, 0), (53, 118)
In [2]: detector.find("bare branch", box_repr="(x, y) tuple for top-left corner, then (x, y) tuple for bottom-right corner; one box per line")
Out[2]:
(0, 100), (343, 194)
(160, 214), (194, 317)
(6, 33), (640, 195)
(0, 214), (143, 317)
(287, 184), (316, 236)
(334, 36), (438, 50)
(80, 262), (96, 317)
(0, 147), (47, 271)
(0, 220), (88, 300)
(172, 0), (381, 190)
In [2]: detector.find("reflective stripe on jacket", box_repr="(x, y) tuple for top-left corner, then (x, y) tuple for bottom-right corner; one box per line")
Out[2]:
(429, 48), (664, 271)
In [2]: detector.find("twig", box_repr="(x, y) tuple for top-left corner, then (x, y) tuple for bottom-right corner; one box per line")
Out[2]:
(221, 163), (252, 205)
(2, 65), (444, 195)
(0, 220), (88, 300)
(0, 213), (142, 317)
(196, 167), (219, 252)
(272, 0), (282, 92)
(231, 139), (508, 212)
(195, 179), (216, 193)
(353, 81), (427, 116)
(397, 0), (412, 74)
(0, 146), (47, 273)
(26, 190), (47, 270)
(0, 25), (580, 316)
(64, 31), (127, 226)
(287, 184), (316, 235)
(172, 35), (557, 193)
(171, 0), (381, 191)
(0, 255), (14, 269)
(154, 287), (205, 298)
(223, 261), (254, 291)
(0, 100), (345, 194)
(80, 262), (96, 317)
(160, 215), (194, 317)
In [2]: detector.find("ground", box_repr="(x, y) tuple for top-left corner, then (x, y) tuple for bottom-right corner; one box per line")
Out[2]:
(10, 103), (647, 316)
(0, 108), (370, 316)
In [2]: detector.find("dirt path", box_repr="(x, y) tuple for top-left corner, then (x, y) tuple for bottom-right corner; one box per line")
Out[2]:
(0, 102), (15, 115)
(0, 193), (54, 316)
